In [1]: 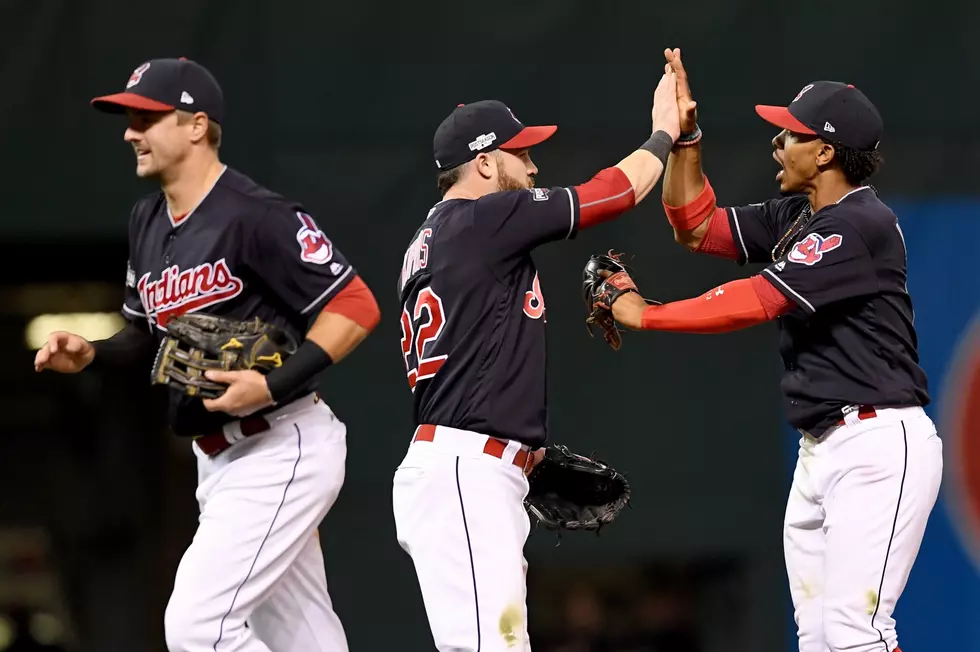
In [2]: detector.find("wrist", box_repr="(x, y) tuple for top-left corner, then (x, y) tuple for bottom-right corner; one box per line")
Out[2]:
(611, 292), (647, 330)
(674, 124), (702, 148)
(265, 339), (333, 404)
(640, 130), (675, 167)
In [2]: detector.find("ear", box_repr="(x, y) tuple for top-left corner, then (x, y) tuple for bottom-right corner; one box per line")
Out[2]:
(188, 112), (210, 145)
(815, 141), (836, 167)
(474, 153), (496, 181)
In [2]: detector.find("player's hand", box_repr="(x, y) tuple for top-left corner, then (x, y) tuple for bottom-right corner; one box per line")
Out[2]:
(201, 370), (274, 418)
(652, 66), (681, 143)
(34, 331), (95, 373)
(664, 47), (698, 134)
(610, 290), (648, 330)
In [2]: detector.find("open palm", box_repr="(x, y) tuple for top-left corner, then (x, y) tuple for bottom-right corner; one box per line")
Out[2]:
(665, 48), (698, 134)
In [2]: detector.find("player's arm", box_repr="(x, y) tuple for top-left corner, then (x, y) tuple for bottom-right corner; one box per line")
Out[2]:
(611, 275), (794, 333)
(208, 203), (380, 411)
(658, 48), (795, 264)
(480, 70), (682, 261)
(611, 216), (877, 332)
(263, 276), (380, 404)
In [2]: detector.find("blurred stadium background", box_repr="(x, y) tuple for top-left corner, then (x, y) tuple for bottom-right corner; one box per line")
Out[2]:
(1, 1), (977, 650)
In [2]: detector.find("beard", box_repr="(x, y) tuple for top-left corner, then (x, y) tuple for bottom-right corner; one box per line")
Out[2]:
(496, 167), (533, 192)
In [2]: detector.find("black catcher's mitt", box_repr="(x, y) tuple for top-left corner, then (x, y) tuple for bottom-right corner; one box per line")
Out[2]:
(151, 313), (298, 398)
(525, 444), (631, 532)
(583, 250), (655, 350)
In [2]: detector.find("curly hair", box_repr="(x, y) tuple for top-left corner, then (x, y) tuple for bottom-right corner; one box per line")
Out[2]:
(831, 141), (882, 185)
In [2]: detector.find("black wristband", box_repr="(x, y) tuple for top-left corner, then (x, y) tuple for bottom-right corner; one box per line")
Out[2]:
(640, 130), (675, 167)
(90, 321), (156, 370)
(265, 339), (333, 404)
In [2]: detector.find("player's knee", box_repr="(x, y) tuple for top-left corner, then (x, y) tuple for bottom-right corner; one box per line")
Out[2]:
(164, 599), (218, 652)
(822, 603), (881, 652)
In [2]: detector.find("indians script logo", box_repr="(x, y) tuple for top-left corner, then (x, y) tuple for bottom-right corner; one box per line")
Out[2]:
(943, 314), (980, 574)
(788, 233), (843, 266)
(138, 258), (244, 328)
(295, 211), (333, 265)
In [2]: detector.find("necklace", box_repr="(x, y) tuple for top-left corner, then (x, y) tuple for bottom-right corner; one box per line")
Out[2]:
(771, 203), (812, 262)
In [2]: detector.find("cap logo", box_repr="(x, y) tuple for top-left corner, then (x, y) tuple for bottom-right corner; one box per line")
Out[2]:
(824, 121), (836, 133)
(792, 83), (814, 102)
(468, 132), (497, 152)
(127, 63), (151, 89)
(180, 91), (194, 105)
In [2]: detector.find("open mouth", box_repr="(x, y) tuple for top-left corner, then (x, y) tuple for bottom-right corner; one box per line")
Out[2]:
(773, 152), (784, 181)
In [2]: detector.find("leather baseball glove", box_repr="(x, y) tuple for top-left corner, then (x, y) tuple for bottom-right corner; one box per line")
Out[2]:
(582, 251), (656, 350)
(151, 313), (298, 398)
(525, 444), (631, 533)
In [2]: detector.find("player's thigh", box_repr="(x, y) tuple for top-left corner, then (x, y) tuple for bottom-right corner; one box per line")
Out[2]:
(167, 418), (346, 647)
(821, 417), (942, 651)
(247, 532), (348, 652)
(395, 453), (531, 651)
(783, 450), (830, 652)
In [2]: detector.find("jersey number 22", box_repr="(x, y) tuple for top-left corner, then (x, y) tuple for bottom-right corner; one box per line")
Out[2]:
(400, 286), (447, 391)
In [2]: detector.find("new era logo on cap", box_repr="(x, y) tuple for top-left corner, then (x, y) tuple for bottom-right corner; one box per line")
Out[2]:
(755, 81), (883, 151)
(91, 57), (225, 124)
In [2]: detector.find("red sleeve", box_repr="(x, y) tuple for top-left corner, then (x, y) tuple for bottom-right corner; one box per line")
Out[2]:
(662, 177), (717, 230)
(321, 274), (380, 331)
(662, 177), (740, 260)
(751, 273), (795, 319)
(695, 208), (740, 260)
(639, 274), (792, 334)
(574, 167), (636, 229)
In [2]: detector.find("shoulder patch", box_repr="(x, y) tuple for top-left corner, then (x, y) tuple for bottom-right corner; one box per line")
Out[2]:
(788, 233), (843, 266)
(529, 188), (549, 202)
(126, 261), (136, 288)
(294, 211), (333, 265)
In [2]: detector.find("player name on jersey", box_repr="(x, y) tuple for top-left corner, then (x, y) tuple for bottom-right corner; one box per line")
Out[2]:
(400, 227), (433, 291)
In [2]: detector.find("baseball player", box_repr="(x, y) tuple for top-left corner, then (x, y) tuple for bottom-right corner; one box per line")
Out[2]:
(391, 68), (681, 651)
(33, 57), (380, 652)
(591, 49), (942, 652)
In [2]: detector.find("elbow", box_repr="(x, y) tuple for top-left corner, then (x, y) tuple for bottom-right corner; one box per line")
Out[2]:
(672, 228), (702, 252)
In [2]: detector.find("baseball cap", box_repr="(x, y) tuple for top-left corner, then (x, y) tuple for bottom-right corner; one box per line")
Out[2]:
(91, 58), (225, 124)
(755, 81), (882, 151)
(433, 100), (557, 170)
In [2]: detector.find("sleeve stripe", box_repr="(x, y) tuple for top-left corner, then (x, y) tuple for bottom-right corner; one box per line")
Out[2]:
(563, 187), (576, 239)
(122, 304), (145, 317)
(763, 268), (815, 313)
(729, 207), (751, 261)
(579, 187), (633, 209)
(300, 265), (354, 315)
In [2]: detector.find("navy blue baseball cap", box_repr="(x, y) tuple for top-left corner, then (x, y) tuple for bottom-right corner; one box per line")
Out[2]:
(91, 58), (225, 124)
(433, 100), (556, 170)
(755, 81), (882, 151)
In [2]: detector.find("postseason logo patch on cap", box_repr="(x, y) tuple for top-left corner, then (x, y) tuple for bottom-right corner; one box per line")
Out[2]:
(468, 132), (496, 152)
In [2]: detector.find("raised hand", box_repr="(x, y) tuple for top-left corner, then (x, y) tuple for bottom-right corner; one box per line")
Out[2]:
(652, 66), (681, 143)
(664, 48), (698, 134)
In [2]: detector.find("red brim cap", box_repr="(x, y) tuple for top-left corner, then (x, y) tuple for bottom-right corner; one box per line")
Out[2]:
(91, 92), (175, 113)
(501, 125), (558, 150)
(754, 105), (816, 135)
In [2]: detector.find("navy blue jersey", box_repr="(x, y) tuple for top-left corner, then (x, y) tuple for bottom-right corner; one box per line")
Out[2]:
(726, 186), (929, 434)
(398, 186), (580, 447)
(122, 166), (355, 436)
